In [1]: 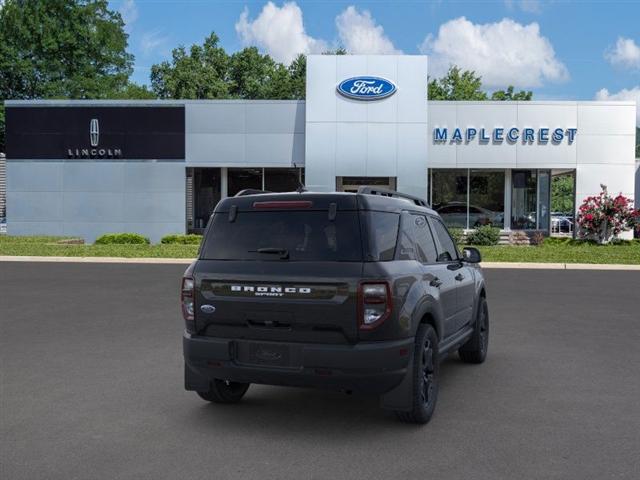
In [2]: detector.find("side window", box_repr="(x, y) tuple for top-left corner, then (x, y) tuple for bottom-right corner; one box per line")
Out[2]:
(365, 212), (400, 261)
(410, 214), (438, 263)
(396, 214), (417, 261)
(429, 217), (458, 262)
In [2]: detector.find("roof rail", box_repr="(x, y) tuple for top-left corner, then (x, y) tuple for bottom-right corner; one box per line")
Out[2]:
(357, 186), (430, 208)
(234, 189), (272, 197)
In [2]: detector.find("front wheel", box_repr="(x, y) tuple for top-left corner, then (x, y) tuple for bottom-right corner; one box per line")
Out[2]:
(395, 324), (440, 424)
(197, 379), (250, 404)
(459, 297), (489, 364)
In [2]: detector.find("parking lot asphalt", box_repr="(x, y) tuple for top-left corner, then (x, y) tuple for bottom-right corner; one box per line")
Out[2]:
(1, 262), (639, 480)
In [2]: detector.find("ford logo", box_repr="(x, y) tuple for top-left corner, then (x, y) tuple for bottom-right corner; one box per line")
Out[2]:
(200, 304), (216, 314)
(337, 76), (397, 101)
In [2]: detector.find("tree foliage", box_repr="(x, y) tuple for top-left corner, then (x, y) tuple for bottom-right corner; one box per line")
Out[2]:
(0, 0), (143, 151)
(428, 66), (533, 101)
(150, 33), (308, 100)
(551, 174), (575, 213)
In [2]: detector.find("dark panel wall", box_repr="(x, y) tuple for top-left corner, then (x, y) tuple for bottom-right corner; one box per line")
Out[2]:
(6, 106), (185, 160)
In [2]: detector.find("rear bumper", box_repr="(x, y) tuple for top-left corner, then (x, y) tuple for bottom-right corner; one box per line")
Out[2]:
(183, 333), (413, 394)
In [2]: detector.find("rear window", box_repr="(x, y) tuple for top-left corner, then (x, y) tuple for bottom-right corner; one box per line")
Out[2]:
(201, 211), (362, 261)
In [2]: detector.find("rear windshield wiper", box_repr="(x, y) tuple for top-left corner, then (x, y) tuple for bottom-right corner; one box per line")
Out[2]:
(250, 247), (290, 260)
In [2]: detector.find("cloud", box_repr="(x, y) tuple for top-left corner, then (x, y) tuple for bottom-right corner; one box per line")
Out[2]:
(605, 37), (640, 70)
(595, 86), (640, 124)
(140, 30), (168, 56)
(119, 0), (138, 33)
(420, 17), (568, 89)
(235, 1), (327, 64)
(335, 6), (401, 55)
(504, 0), (542, 14)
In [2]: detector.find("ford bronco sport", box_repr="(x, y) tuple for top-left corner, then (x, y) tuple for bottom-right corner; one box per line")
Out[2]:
(182, 187), (488, 424)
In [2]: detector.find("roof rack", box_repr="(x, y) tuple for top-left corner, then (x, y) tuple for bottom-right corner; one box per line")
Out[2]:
(234, 189), (272, 197)
(357, 186), (430, 208)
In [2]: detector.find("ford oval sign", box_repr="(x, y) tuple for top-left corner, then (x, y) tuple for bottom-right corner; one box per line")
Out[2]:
(337, 76), (397, 101)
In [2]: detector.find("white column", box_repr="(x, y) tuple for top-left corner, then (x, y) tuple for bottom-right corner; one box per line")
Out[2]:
(221, 167), (228, 199)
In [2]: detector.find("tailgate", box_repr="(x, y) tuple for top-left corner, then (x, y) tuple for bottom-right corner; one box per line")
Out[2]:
(194, 260), (363, 344)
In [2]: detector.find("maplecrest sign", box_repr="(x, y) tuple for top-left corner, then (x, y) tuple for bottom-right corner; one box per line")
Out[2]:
(433, 127), (577, 144)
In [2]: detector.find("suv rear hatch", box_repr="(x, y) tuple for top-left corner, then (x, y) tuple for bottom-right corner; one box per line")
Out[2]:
(193, 195), (364, 344)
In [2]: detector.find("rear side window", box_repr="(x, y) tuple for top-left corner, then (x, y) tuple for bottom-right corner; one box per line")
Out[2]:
(429, 217), (459, 262)
(201, 211), (362, 261)
(410, 214), (438, 263)
(364, 211), (399, 261)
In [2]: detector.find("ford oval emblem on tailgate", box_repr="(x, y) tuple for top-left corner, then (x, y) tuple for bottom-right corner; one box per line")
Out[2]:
(200, 304), (216, 314)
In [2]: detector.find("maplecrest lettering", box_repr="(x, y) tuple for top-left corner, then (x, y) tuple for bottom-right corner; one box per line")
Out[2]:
(433, 127), (577, 145)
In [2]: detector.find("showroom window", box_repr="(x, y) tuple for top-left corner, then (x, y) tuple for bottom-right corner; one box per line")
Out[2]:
(264, 168), (304, 192)
(228, 168), (263, 196)
(429, 169), (505, 230)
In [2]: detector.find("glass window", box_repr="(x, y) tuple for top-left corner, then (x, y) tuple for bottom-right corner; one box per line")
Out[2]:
(193, 168), (221, 230)
(537, 170), (550, 231)
(430, 169), (468, 228)
(228, 168), (263, 196)
(511, 170), (537, 229)
(364, 211), (399, 261)
(410, 214), (438, 263)
(469, 170), (505, 228)
(397, 217), (417, 261)
(429, 217), (458, 263)
(202, 211), (362, 262)
(264, 168), (303, 192)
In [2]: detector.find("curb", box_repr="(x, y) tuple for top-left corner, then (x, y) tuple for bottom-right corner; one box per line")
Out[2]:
(0, 255), (193, 264)
(1, 256), (639, 270)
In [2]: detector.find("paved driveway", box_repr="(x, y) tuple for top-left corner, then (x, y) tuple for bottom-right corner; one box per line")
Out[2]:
(1, 262), (639, 479)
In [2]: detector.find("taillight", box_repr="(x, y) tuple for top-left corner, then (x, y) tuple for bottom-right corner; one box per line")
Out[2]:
(358, 282), (392, 330)
(181, 276), (195, 326)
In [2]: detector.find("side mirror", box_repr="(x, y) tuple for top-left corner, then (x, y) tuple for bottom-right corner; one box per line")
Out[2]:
(462, 247), (482, 264)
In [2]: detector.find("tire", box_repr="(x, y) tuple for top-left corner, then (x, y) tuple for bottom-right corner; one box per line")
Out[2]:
(196, 379), (250, 404)
(396, 324), (439, 424)
(459, 296), (489, 364)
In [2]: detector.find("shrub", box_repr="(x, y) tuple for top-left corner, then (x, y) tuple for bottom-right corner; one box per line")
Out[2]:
(466, 225), (500, 246)
(160, 234), (203, 245)
(94, 233), (150, 245)
(448, 228), (465, 245)
(577, 184), (639, 244)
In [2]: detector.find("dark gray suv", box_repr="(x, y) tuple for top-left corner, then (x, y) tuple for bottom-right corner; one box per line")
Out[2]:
(182, 188), (489, 424)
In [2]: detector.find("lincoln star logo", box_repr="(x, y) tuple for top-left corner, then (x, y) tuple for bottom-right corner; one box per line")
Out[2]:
(230, 285), (312, 297)
(67, 117), (122, 159)
(337, 76), (397, 100)
(89, 118), (99, 147)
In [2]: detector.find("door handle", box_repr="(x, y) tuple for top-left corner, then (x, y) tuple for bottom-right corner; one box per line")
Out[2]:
(455, 273), (465, 281)
(429, 277), (442, 288)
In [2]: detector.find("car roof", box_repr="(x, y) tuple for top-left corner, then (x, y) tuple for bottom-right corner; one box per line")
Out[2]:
(215, 191), (437, 215)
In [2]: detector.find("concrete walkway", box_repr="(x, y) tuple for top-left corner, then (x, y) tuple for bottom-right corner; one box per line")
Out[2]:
(1, 255), (639, 270)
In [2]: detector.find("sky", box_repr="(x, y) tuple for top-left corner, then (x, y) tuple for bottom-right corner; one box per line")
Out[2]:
(112, 0), (640, 123)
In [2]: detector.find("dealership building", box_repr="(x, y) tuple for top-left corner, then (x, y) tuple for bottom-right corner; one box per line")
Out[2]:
(3, 55), (638, 242)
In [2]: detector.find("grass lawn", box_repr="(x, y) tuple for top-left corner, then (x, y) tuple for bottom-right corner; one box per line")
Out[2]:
(0, 236), (199, 258)
(1, 235), (639, 264)
(476, 242), (640, 264)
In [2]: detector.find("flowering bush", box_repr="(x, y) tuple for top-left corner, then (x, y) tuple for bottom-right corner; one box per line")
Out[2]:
(577, 185), (639, 244)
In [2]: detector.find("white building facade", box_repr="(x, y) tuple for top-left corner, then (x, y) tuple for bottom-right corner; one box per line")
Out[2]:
(3, 54), (637, 241)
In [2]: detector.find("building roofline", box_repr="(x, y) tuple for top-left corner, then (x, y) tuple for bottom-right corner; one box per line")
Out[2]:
(3, 99), (305, 107)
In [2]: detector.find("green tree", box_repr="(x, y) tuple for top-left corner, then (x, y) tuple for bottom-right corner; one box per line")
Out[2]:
(288, 54), (306, 100)
(150, 33), (230, 99)
(551, 174), (575, 213)
(0, 0), (138, 151)
(428, 67), (488, 101)
(428, 66), (533, 102)
(491, 86), (533, 101)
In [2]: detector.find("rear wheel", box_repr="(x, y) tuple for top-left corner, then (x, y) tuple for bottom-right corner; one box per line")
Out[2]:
(459, 297), (489, 364)
(396, 324), (439, 424)
(197, 379), (250, 404)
